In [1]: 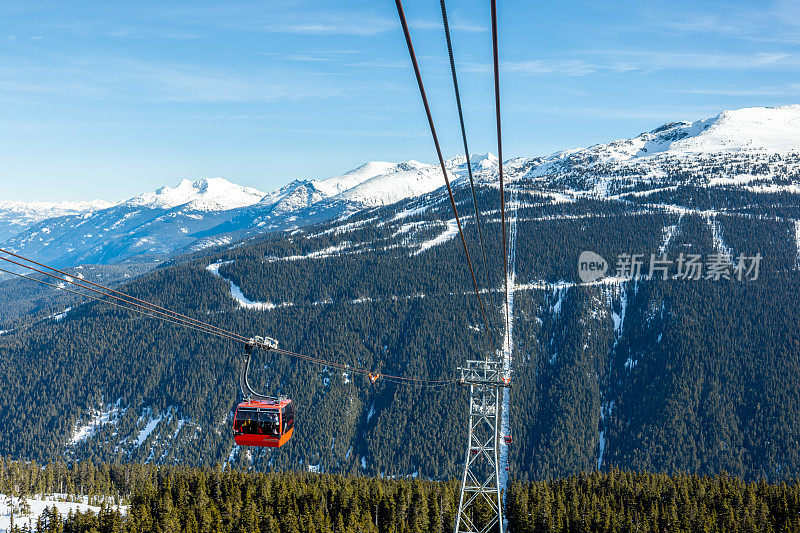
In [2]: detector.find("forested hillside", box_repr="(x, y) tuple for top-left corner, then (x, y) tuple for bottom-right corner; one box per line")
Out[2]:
(3, 112), (800, 482)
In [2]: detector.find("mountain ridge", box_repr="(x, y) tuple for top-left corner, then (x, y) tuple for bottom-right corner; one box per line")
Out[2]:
(3, 105), (799, 268)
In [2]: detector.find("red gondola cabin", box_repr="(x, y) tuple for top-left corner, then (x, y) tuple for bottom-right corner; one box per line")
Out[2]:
(233, 398), (294, 447)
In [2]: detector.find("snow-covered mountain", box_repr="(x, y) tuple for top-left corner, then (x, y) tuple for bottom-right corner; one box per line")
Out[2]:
(200, 157), (479, 238)
(528, 105), (800, 196)
(254, 159), (439, 214)
(1, 178), (266, 267)
(3, 105), (799, 269)
(539, 105), (800, 171)
(126, 177), (265, 212)
(0, 199), (115, 242)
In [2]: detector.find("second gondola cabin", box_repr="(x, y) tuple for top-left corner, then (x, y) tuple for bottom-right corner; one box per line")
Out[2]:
(233, 398), (294, 447)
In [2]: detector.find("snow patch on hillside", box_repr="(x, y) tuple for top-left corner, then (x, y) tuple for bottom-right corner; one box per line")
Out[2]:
(393, 204), (431, 220)
(744, 183), (800, 195)
(191, 236), (232, 251)
(50, 307), (72, 322)
(796, 221), (800, 270)
(660, 214), (683, 253)
(708, 216), (734, 258)
(0, 495), (127, 533)
(206, 261), (292, 310)
(267, 243), (355, 262)
(413, 219), (458, 255)
(136, 411), (164, 446)
(70, 399), (124, 445)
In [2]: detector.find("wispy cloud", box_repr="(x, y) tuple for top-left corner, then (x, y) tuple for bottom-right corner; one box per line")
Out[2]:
(271, 17), (396, 36)
(276, 49), (360, 63)
(0, 55), (366, 104)
(599, 50), (795, 71)
(505, 102), (721, 122)
(260, 15), (484, 36)
(678, 85), (800, 97)
(500, 59), (636, 76)
(461, 50), (800, 78)
(640, 1), (800, 44)
(408, 18), (486, 33)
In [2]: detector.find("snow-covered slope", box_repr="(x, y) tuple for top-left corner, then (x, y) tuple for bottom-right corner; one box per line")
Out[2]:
(334, 161), (449, 206)
(537, 105), (800, 172)
(314, 160), (427, 196)
(0, 200), (114, 242)
(667, 105), (800, 155)
(529, 105), (800, 196)
(0, 494), (126, 532)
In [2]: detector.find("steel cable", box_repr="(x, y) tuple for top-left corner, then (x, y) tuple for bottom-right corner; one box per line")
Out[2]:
(439, 0), (499, 331)
(490, 0), (511, 351)
(1, 247), (247, 343)
(0, 267), (245, 343)
(394, 0), (496, 349)
(0, 256), (249, 344)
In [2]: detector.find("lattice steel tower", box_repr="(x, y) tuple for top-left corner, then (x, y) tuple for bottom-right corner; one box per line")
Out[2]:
(455, 358), (509, 533)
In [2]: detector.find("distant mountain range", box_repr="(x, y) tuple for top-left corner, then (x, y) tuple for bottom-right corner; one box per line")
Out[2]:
(0, 199), (114, 243)
(0, 154), (498, 267)
(2, 105), (799, 269)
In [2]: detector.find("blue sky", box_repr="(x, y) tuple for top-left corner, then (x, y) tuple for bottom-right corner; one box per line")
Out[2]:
(1, 0), (799, 201)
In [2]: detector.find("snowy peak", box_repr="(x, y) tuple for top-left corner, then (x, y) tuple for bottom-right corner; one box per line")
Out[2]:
(470, 152), (499, 169)
(313, 160), (431, 197)
(257, 179), (328, 215)
(534, 105), (800, 175)
(626, 105), (800, 160)
(664, 105), (800, 155)
(126, 177), (265, 211)
(445, 153), (499, 174)
(251, 160), (440, 213)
